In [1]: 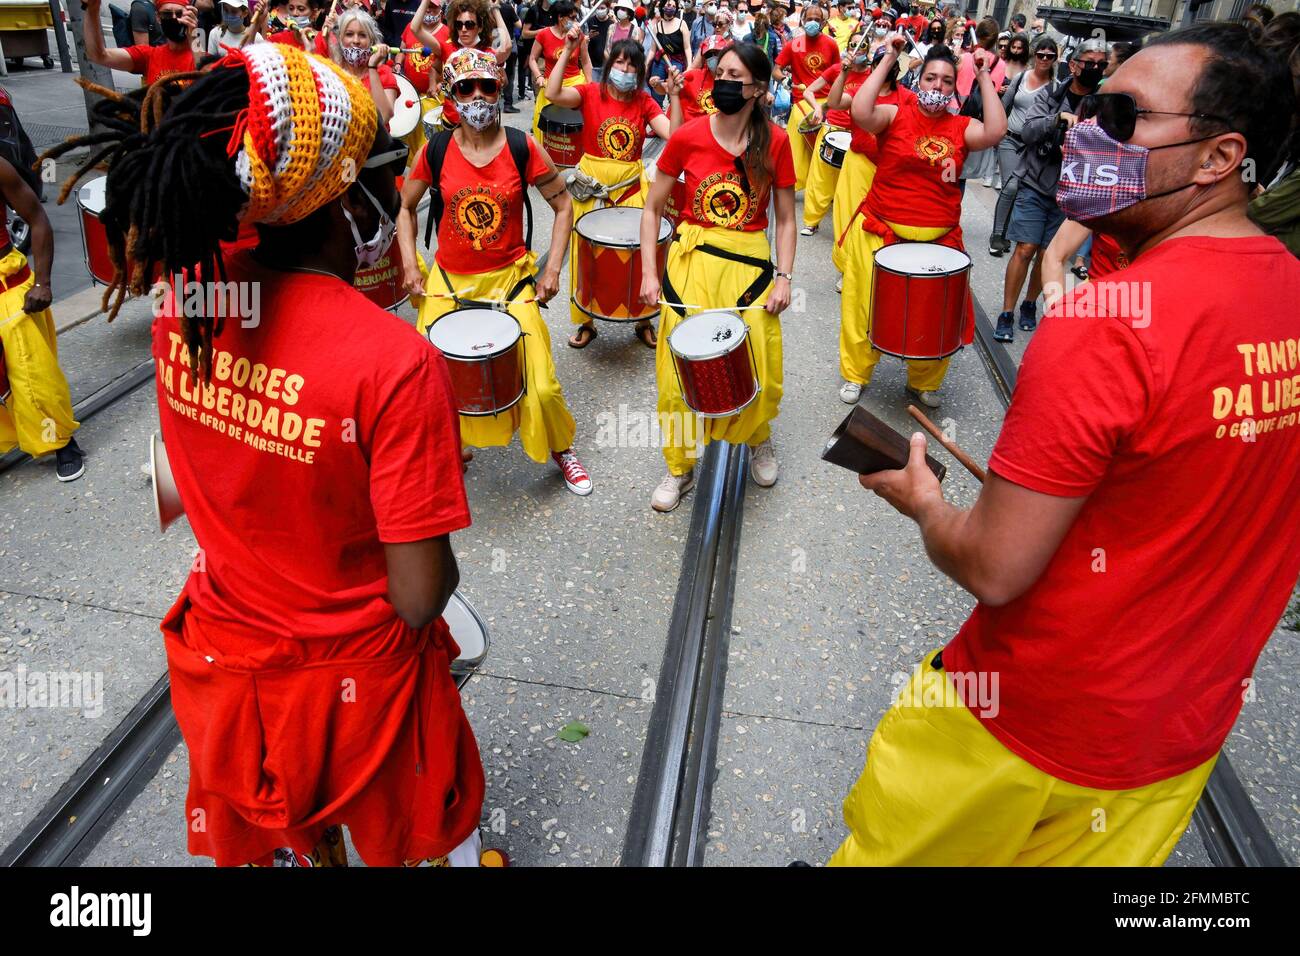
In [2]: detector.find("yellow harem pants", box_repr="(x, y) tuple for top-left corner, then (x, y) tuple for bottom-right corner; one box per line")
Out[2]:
(802, 124), (846, 228)
(839, 219), (953, 390)
(532, 74), (585, 150)
(0, 249), (78, 457)
(829, 650), (1218, 866)
(786, 96), (826, 192)
(568, 152), (650, 326)
(417, 252), (576, 463)
(656, 223), (782, 476)
(831, 150), (876, 274)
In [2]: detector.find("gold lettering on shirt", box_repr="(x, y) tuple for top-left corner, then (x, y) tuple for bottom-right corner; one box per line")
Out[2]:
(1212, 337), (1300, 440)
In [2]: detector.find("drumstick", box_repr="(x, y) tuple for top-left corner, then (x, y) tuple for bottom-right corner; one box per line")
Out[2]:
(576, 3), (601, 29)
(906, 404), (987, 484)
(658, 300), (771, 312)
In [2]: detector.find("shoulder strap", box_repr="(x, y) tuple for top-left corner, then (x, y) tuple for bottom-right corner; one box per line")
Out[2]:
(422, 130), (455, 249)
(505, 125), (534, 253)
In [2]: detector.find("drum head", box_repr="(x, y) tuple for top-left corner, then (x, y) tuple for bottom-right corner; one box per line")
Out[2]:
(668, 310), (747, 360)
(576, 207), (671, 246)
(423, 106), (443, 125)
(874, 242), (972, 277)
(444, 591), (488, 664)
(427, 308), (521, 358)
(824, 130), (851, 150)
(540, 105), (582, 126)
(78, 176), (106, 214)
(388, 74), (421, 137)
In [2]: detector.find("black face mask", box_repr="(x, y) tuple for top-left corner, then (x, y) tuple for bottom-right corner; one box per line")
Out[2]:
(160, 17), (187, 42)
(1077, 62), (1105, 90)
(712, 79), (749, 114)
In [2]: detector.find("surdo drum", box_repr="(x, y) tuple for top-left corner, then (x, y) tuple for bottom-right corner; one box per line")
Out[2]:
(667, 310), (760, 418)
(353, 238), (409, 312)
(388, 74), (422, 138)
(426, 308), (527, 416)
(76, 177), (116, 287)
(422, 105), (450, 139)
(444, 591), (490, 690)
(869, 242), (972, 360)
(538, 105), (582, 168)
(573, 208), (671, 322)
(819, 129), (850, 169)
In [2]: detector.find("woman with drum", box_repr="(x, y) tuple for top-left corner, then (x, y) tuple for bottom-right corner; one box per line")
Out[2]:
(528, 2), (593, 146)
(398, 48), (594, 496)
(772, 3), (839, 191)
(837, 37), (1005, 409)
(796, 23), (871, 237)
(413, 0), (514, 127)
(638, 42), (796, 512)
(332, 7), (398, 125)
(395, 0), (448, 161)
(545, 32), (676, 350)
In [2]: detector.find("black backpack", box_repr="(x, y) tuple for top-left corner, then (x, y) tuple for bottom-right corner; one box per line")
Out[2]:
(421, 126), (534, 251)
(110, 5), (134, 48)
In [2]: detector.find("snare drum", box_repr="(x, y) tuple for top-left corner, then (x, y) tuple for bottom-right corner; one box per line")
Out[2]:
(667, 310), (760, 418)
(444, 591), (490, 690)
(539, 105), (582, 168)
(422, 105), (448, 140)
(819, 129), (850, 169)
(869, 243), (972, 360)
(77, 177), (115, 287)
(796, 111), (823, 151)
(353, 238), (408, 312)
(388, 74), (422, 138)
(573, 208), (672, 322)
(426, 308), (526, 416)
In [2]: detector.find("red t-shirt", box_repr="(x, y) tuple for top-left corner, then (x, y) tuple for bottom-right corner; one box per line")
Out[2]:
(865, 96), (970, 227)
(849, 85), (915, 161)
(401, 25), (438, 93)
(775, 33), (840, 90)
(1088, 230), (1129, 279)
(656, 116), (796, 232)
(943, 235), (1300, 790)
(411, 133), (552, 274)
(679, 67), (716, 121)
(817, 62), (870, 129)
(536, 27), (582, 81)
(574, 83), (663, 161)
(124, 43), (196, 85)
(375, 61), (398, 91)
(152, 253), (471, 643)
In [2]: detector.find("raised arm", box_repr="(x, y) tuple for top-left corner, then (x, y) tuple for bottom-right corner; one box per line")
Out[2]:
(851, 35), (903, 135)
(544, 28), (583, 107)
(84, 0), (139, 72)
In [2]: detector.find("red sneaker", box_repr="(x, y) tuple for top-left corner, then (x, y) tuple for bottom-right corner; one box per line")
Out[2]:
(552, 450), (592, 496)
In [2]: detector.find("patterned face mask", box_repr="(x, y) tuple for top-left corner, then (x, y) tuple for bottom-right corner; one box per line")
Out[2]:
(916, 88), (953, 112)
(342, 45), (370, 66)
(459, 96), (501, 131)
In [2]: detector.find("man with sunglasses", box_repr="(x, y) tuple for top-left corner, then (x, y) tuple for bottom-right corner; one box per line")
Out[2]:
(838, 21), (1300, 867)
(84, 0), (199, 85)
(993, 37), (1104, 342)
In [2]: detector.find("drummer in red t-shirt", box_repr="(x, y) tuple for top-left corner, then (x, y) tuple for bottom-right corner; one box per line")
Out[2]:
(82, 0), (198, 86)
(836, 26), (1300, 866)
(545, 30), (675, 350)
(394, 0), (447, 160)
(527, 1), (592, 145)
(332, 7), (399, 125)
(413, 0), (512, 126)
(773, 3), (840, 189)
(663, 33), (725, 122)
(837, 36), (1005, 409)
(398, 48), (594, 496)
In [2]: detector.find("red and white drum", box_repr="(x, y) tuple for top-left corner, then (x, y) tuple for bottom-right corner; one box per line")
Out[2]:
(77, 177), (115, 286)
(353, 239), (408, 312)
(423, 105), (449, 140)
(667, 310), (759, 418)
(388, 74), (422, 138)
(539, 105), (582, 168)
(444, 590), (490, 690)
(870, 242), (972, 360)
(426, 307), (526, 416)
(573, 207), (671, 322)
(796, 111), (823, 151)
(819, 129), (850, 169)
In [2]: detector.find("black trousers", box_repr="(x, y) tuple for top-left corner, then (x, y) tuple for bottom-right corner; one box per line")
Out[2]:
(503, 52), (517, 106)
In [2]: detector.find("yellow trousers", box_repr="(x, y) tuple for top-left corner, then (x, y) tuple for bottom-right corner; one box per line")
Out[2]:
(0, 249), (78, 457)
(568, 152), (650, 326)
(830, 650), (1217, 866)
(785, 97), (826, 192)
(400, 92), (443, 168)
(417, 253), (576, 463)
(656, 224), (782, 476)
(802, 124), (845, 228)
(831, 150), (875, 274)
(532, 74), (585, 150)
(839, 219), (953, 390)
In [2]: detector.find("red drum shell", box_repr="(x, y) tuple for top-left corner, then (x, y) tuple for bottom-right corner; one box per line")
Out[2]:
(354, 239), (408, 312)
(426, 308), (526, 416)
(77, 178), (115, 287)
(539, 105), (582, 169)
(668, 311), (758, 418)
(573, 209), (672, 322)
(869, 242), (972, 360)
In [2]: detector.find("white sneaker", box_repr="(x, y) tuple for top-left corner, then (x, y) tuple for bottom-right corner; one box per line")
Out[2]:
(906, 386), (942, 409)
(749, 439), (778, 487)
(799, 224), (818, 236)
(839, 380), (862, 404)
(552, 450), (593, 496)
(651, 470), (695, 512)
(836, 275), (843, 293)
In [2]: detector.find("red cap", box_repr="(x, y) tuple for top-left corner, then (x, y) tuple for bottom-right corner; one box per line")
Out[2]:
(154, 0), (192, 8)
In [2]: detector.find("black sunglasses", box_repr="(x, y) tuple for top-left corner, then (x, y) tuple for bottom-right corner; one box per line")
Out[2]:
(455, 19), (479, 29)
(1080, 91), (1230, 142)
(1034, 50), (1056, 60)
(454, 78), (499, 97)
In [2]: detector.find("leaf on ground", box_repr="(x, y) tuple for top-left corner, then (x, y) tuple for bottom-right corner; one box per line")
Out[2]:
(557, 722), (590, 742)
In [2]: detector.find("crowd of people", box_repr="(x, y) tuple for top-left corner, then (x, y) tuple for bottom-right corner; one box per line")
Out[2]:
(0, 0), (1297, 868)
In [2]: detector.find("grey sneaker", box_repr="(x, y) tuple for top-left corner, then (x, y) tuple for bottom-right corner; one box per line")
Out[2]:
(905, 386), (941, 409)
(651, 470), (695, 512)
(750, 439), (778, 487)
(839, 380), (862, 404)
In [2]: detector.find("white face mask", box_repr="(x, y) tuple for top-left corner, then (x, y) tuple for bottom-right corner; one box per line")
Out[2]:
(343, 182), (397, 270)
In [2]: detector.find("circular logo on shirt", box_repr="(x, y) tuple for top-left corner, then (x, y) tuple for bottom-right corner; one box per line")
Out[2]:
(450, 186), (508, 250)
(694, 172), (754, 229)
(913, 134), (956, 167)
(406, 48), (433, 76)
(699, 87), (716, 114)
(805, 53), (826, 72)
(598, 117), (639, 161)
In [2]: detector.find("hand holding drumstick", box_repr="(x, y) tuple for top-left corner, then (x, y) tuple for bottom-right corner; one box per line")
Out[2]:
(906, 405), (987, 483)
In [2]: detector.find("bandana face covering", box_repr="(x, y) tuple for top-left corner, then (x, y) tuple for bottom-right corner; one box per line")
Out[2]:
(916, 88), (953, 112)
(1056, 119), (1213, 221)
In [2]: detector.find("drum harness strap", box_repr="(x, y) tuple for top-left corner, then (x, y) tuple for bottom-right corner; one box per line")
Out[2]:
(421, 128), (534, 254)
(661, 241), (774, 319)
(435, 263), (536, 310)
